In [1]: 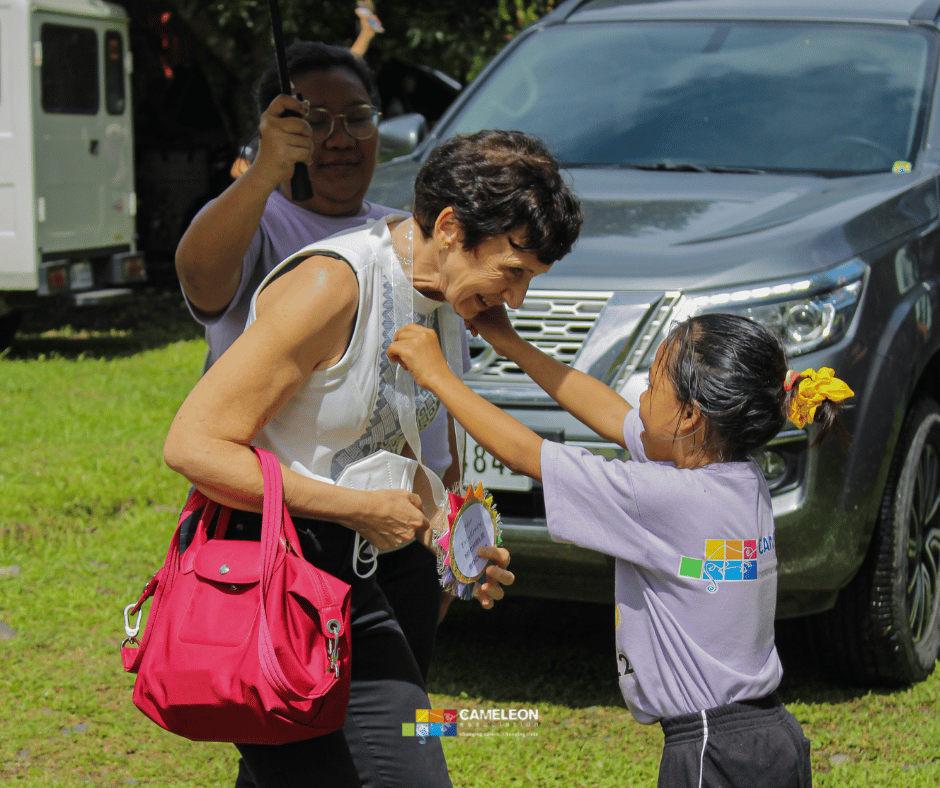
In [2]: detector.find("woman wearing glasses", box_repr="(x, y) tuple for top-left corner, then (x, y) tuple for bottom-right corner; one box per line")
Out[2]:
(176, 41), (391, 370)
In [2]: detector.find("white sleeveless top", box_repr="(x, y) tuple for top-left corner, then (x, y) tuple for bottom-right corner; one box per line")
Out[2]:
(246, 216), (461, 487)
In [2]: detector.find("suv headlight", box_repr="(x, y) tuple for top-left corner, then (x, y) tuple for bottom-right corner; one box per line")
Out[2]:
(678, 261), (865, 357)
(610, 260), (867, 393)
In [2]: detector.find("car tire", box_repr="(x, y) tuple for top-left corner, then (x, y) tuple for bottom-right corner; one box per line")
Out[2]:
(807, 396), (940, 685)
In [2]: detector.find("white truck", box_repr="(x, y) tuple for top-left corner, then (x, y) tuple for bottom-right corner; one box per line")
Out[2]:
(0, 0), (145, 347)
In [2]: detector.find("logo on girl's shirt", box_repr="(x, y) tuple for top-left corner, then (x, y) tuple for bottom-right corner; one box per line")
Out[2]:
(678, 537), (773, 593)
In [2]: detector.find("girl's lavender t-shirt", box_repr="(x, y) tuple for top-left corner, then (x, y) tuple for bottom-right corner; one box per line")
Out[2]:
(540, 408), (783, 723)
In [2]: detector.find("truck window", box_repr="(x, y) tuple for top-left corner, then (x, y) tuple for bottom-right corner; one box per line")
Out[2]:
(40, 24), (98, 115)
(105, 31), (125, 115)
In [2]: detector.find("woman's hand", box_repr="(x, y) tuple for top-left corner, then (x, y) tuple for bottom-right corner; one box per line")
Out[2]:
(467, 305), (519, 358)
(354, 489), (430, 551)
(388, 324), (454, 390)
(471, 546), (515, 609)
(252, 93), (314, 192)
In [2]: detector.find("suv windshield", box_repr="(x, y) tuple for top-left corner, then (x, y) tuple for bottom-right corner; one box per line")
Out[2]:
(447, 21), (936, 175)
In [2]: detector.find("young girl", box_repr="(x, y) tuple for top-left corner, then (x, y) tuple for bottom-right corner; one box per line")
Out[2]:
(388, 309), (853, 788)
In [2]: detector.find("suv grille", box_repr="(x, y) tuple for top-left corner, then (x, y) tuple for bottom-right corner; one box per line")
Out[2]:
(468, 290), (612, 378)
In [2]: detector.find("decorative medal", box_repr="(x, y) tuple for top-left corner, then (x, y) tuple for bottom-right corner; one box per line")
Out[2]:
(436, 483), (501, 600)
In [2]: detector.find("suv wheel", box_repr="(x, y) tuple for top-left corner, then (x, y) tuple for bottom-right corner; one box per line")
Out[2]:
(809, 397), (940, 685)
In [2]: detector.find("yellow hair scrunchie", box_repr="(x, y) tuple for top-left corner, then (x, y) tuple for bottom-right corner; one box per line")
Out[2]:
(787, 367), (854, 429)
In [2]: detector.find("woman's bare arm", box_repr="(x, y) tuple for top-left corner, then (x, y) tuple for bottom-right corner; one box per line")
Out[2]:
(164, 255), (428, 550)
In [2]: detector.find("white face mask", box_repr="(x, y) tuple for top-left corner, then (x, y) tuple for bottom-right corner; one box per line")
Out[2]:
(334, 450), (418, 496)
(335, 451), (420, 578)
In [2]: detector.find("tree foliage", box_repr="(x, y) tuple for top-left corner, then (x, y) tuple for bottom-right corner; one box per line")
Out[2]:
(148, 0), (556, 139)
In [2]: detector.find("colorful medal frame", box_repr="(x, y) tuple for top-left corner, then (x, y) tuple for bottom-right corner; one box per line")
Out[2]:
(436, 483), (502, 600)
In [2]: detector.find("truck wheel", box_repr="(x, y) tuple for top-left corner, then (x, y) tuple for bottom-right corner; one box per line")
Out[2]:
(0, 310), (22, 351)
(809, 397), (940, 685)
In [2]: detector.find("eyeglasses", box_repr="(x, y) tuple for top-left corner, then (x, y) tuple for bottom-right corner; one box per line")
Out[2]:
(306, 104), (381, 142)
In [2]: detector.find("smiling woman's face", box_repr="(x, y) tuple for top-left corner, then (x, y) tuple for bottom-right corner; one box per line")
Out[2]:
(435, 233), (550, 320)
(289, 67), (378, 216)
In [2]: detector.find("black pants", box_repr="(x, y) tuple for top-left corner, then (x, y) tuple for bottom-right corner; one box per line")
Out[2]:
(181, 508), (450, 788)
(372, 541), (443, 683)
(659, 693), (812, 788)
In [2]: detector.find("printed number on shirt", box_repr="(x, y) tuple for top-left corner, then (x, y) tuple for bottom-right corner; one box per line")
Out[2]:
(618, 653), (634, 677)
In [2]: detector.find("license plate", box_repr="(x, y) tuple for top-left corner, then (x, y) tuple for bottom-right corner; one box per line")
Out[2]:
(462, 434), (533, 492)
(69, 261), (94, 290)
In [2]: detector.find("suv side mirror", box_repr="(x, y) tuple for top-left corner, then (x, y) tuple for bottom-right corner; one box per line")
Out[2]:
(378, 113), (428, 162)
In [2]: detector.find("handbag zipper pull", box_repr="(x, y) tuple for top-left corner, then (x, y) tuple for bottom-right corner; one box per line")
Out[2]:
(326, 619), (341, 676)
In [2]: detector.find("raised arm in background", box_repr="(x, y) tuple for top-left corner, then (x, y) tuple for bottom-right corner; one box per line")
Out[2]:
(174, 93), (313, 316)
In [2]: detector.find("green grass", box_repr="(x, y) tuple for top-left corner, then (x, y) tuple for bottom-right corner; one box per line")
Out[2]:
(1, 290), (938, 786)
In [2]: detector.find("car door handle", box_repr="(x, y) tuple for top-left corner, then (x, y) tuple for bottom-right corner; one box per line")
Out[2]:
(89, 139), (99, 155)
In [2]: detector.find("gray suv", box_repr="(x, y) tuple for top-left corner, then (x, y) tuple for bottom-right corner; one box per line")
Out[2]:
(367, 0), (940, 685)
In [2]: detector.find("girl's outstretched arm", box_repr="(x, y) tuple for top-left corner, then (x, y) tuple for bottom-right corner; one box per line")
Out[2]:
(470, 307), (632, 448)
(388, 324), (544, 482)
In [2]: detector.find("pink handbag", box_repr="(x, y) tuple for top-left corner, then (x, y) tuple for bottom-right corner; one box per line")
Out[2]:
(121, 447), (352, 744)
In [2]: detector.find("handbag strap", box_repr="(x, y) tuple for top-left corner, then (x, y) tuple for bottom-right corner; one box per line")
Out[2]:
(255, 446), (302, 558)
(166, 488), (218, 591)
(253, 447), (346, 699)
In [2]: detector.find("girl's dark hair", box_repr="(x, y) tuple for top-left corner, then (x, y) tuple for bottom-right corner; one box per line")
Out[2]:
(256, 41), (378, 115)
(412, 130), (583, 265)
(664, 313), (848, 461)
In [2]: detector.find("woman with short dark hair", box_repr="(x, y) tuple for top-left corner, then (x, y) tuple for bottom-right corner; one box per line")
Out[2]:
(413, 130), (580, 264)
(164, 129), (582, 787)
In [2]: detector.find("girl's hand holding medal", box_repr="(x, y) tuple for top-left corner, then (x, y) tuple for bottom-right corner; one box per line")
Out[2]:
(473, 545), (513, 608)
